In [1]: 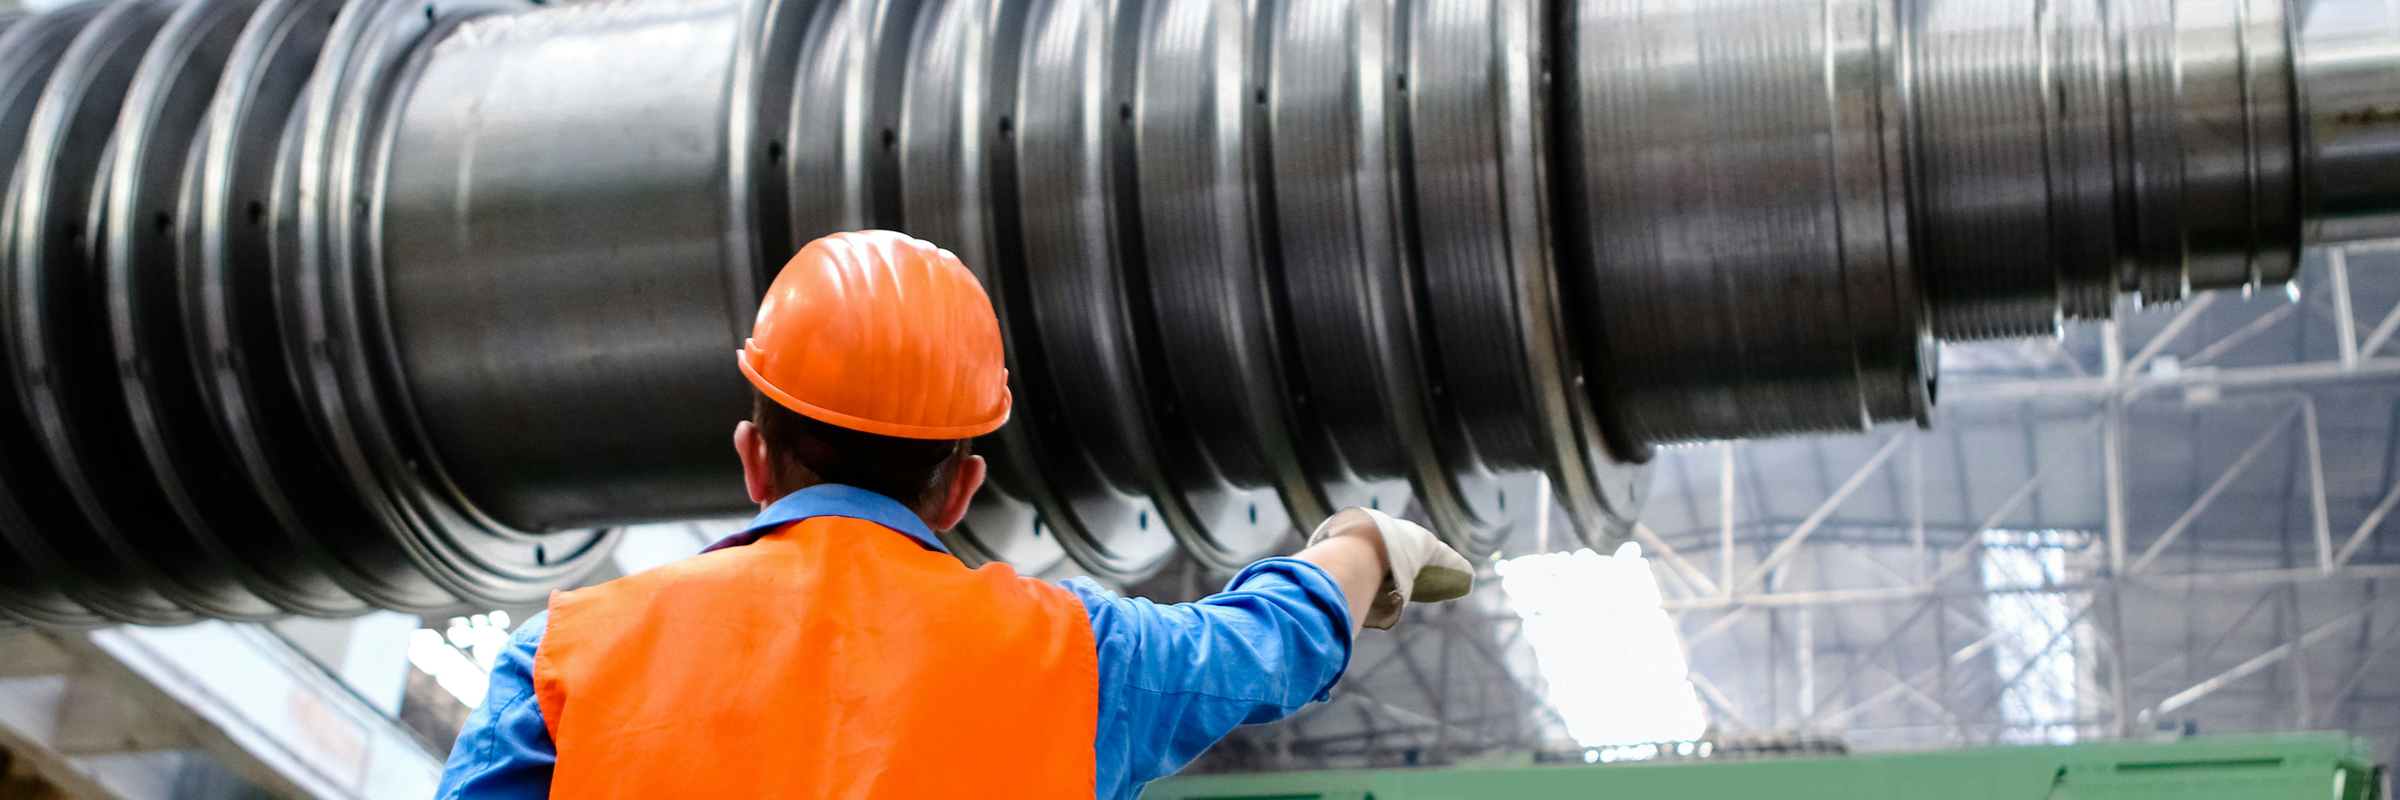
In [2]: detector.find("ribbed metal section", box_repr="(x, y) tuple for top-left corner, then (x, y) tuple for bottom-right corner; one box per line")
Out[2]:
(1911, 0), (2299, 337)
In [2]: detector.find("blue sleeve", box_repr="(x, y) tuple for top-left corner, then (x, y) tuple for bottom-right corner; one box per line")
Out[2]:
(1060, 557), (1355, 800)
(434, 610), (555, 800)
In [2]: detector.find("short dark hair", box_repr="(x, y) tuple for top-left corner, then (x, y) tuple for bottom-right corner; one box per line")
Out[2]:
(752, 391), (971, 515)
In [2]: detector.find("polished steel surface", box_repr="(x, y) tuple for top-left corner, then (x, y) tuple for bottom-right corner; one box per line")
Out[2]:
(380, 0), (753, 533)
(318, 0), (621, 607)
(1408, 0), (1641, 545)
(0, 4), (116, 627)
(5, 0), (220, 623)
(183, 0), (430, 611)
(105, 0), (361, 617)
(2301, 0), (2400, 243)
(0, 0), (2393, 621)
(1558, 0), (1923, 446)
(1128, 0), (1308, 570)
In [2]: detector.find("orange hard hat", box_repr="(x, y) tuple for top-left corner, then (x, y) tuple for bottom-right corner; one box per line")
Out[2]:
(738, 230), (1011, 439)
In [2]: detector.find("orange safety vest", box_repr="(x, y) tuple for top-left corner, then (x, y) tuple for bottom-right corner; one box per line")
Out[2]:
(532, 515), (1099, 798)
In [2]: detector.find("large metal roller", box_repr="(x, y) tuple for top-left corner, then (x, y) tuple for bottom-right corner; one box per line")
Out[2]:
(0, 0), (2394, 624)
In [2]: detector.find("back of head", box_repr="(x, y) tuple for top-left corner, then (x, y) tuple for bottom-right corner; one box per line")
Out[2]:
(750, 390), (970, 514)
(738, 230), (1012, 514)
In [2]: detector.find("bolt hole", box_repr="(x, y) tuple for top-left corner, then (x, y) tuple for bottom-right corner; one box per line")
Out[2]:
(534, 545), (548, 566)
(424, 4), (435, 19)
(1118, 101), (1132, 122)
(246, 200), (265, 225)
(1395, 72), (1407, 91)
(1034, 521), (1046, 538)
(1138, 510), (1149, 530)
(64, 221), (81, 244)
(766, 139), (783, 164)
(1370, 497), (1381, 511)
(1254, 86), (1267, 105)
(997, 115), (1013, 137)
(152, 211), (171, 233)
(881, 127), (896, 150)
(1497, 489), (1506, 511)
(1248, 503), (1258, 524)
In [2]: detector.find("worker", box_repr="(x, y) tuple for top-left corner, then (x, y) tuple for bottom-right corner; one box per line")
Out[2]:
(433, 230), (1474, 800)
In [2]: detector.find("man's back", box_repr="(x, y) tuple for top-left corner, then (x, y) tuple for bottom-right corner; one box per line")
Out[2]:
(536, 516), (1097, 799)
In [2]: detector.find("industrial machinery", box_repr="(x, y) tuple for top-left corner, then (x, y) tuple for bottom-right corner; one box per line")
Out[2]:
(1136, 733), (2385, 800)
(0, 0), (2397, 624)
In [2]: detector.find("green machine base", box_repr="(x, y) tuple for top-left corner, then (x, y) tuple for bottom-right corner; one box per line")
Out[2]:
(1141, 733), (2381, 800)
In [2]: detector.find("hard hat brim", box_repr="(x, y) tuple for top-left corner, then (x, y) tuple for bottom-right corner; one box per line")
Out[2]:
(737, 351), (1009, 440)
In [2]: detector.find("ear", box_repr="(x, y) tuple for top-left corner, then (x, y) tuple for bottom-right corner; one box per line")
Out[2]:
(734, 420), (777, 507)
(929, 454), (985, 532)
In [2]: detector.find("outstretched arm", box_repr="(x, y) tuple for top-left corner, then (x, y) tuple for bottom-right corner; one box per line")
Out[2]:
(1065, 508), (1474, 800)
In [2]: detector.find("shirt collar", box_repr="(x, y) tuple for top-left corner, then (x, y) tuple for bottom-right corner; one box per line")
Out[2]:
(703, 484), (950, 555)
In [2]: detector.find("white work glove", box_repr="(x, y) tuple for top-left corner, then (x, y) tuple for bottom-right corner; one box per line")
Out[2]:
(1307, 507), (1474, 629)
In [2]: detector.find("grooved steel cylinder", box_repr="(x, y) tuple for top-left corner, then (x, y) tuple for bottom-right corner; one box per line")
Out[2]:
(0, 0), (2392, 624)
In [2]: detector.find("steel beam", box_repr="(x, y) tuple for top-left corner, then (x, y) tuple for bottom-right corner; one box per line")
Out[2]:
(2148, 600), (2378, 716)
(2130, 406), (2304, 573)
(2192, 303), (2304, 365)
(2122, 295), (2221, 379)
(1734, 435), (1908, 596)
(2334, 247), (2362, 366)
(1634, 523), (1721, 597)
(2333, 474), (2400, 567)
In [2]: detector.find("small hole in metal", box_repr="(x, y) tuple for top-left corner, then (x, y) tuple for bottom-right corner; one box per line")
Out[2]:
(153, 212), (171, 233)
(881, 128), (896, 150)
(1138, 510), (1148, 530)
(1248, 504), (1258, 524)
(766, 140), (783, 163)
(998, 115), (1013, 137)
(534, 545), (548, 566)
(246, 200), (265, 224)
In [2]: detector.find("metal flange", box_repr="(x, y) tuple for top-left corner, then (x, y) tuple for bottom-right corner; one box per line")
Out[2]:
(110, 0), (376, 617)
(6, 0), (253, 622)
(0, 5), (114, 628)
(295, 0), (617, 610)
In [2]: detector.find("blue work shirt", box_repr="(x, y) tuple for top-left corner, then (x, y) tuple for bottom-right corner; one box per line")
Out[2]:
(436, 484), (1354, 800)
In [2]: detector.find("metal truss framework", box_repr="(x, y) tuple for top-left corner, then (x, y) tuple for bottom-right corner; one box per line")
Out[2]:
(1184, 243), (2400, 772)
(1647, 243), (2400, 764)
